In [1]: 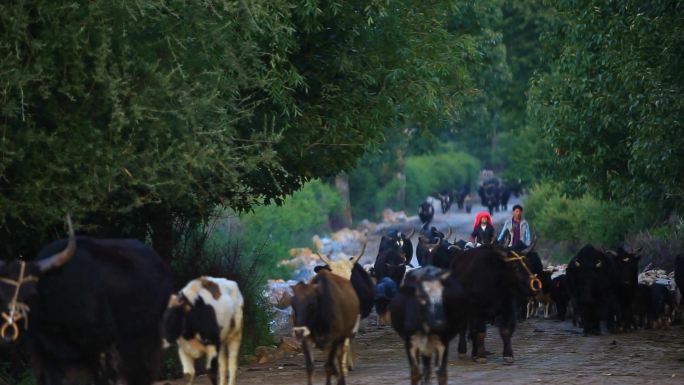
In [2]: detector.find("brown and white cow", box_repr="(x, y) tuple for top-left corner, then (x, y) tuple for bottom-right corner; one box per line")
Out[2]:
(291, 269), (360, 385)
(163, 277), (244, 385)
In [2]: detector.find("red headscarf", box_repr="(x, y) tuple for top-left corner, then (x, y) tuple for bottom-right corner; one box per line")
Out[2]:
(472, 211), (494, 231)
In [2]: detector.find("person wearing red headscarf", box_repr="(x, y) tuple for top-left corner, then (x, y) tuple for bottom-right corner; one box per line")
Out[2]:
(471, 211), (495, 245)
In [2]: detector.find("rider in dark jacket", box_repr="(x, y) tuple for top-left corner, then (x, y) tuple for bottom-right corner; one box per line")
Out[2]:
(471, 211), (495, 245)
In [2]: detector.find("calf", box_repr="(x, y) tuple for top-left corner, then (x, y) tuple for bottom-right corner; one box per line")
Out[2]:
(390, 266), (466, 385)
(550, 274), (571, 321)
(566, 245), (617, 335)
(163, 277), (244, 385)
(605, 247), (641, 331)
(291, 270), (360, 385)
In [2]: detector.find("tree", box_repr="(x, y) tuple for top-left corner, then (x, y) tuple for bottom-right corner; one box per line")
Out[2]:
(529, 0), (684, 215)
(0, 1), (479, 256)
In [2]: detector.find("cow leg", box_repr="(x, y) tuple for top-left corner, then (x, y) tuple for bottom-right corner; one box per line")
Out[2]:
(226, 331), (242, 385)
(500, 304), (517, 364)
(421, 353), (432, 385)
(325, 343), (339, 385)
(436, 338), (449, 385)
(207, 352), (219, 385)
(118, 333), (163, 385)
(301, 338), (315, 385)
(404, 340), (421, 385)
(499, 327), (514, 364)
(338, 338), (350, 385)
(457, 330), (468, 359)
(217, 343), (228, 385)
(178, 347), (196, 385)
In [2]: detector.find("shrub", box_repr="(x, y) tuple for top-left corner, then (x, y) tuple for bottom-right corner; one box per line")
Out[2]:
(349, 147), (480, 221)
(235, 179), (341, 278)
(525, 182), (643, 261)
(405, 150), (480, 214)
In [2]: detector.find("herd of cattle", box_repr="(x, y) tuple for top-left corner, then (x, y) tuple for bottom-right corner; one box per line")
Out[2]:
(418, 178), (518, 225)
(305, 228), (684, 385)
(1, 216), (683, 385)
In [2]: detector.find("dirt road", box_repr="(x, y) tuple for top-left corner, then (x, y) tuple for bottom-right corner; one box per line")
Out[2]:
(161, 318), (684, 385)
(161, 200), (684, 384)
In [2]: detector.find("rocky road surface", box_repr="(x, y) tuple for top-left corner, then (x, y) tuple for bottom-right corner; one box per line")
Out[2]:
(161, 317), (684, 385)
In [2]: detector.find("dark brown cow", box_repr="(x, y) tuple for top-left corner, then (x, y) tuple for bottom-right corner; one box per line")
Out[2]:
(291, 270), (360, 385)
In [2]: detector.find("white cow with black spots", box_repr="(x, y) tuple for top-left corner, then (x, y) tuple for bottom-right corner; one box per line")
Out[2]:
(163, 277), (244, 385)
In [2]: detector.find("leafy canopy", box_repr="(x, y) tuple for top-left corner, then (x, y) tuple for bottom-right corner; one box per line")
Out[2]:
(529, 0), (684, 214)
(0, 0), (479, 252)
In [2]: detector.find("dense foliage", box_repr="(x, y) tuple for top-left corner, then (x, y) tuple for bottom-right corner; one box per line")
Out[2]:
(525, 183), (643, 249)
(529, 0), (684, 214)
(0, 0), (477, 257)
(236, 180), (340, 278)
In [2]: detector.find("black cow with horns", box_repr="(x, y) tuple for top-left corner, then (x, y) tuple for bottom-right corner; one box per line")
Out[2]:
(0, 216), (173, 385)
(451, 235), (542, 364)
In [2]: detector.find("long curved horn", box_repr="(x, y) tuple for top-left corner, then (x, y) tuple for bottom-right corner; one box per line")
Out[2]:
(351, 238), (368, 265)
(37, 214), (76, 272)
(315, 251), (333, 266)
(445, 227), (452, 241)
(405, 228), (415, 239)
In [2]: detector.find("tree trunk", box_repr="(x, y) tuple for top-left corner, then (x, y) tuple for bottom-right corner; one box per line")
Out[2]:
(333, 173), (353, 230)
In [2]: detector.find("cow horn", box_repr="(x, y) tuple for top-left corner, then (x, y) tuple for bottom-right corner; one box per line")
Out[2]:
(604, 249), (618, 257)
(445, 227), (452, 241)
(36, 215), (76, 273)
(350, 238), (367, 265)
(521, 235), (538, 254)
(315, 251), (333, 266)
(405, 228), (415, 239)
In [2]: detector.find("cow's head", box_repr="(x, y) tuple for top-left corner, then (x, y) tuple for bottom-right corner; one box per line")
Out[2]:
(379, 229), (414, 254)
(0, 216), (75, 342)
(493, 236), (542, 296)
(316, 237), (368, 279)
(291, 281), (319, 338)
(162, 281), (220, 349)
(567, 245), (611, 303)
(401, 267), (452, 332)
(162, 294), (190, 347)
(605, 247), (641, 286)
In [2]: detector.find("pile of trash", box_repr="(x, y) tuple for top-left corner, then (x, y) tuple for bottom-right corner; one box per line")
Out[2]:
(638, 269), (677, 291)
(264, 227), (368, 337)
(545, 264), (567, 280)
(381, 208), (408, 224)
